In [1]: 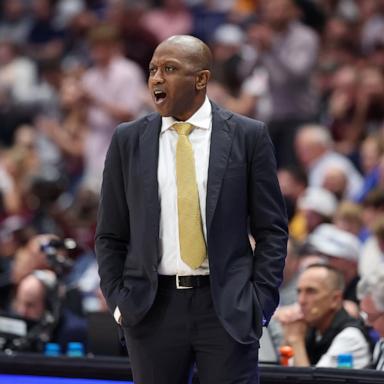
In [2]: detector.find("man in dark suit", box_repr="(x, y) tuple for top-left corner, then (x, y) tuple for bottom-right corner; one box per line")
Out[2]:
(95, 35), (288, 384)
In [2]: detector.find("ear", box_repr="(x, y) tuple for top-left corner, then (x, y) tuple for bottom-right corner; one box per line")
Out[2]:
(195, 70), (211, 91)
(330, 290), (343, 309)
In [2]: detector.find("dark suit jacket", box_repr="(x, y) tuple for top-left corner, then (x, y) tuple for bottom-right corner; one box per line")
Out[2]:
(95, 101), (288, 344)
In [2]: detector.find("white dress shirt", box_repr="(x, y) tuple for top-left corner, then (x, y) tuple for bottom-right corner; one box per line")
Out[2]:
(158, 96), (212, 276)
(114, 97), (212, 323)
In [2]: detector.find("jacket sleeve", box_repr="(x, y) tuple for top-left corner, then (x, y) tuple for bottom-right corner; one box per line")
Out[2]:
(95, 128), (130, 314)
(249, 123), (288, 324)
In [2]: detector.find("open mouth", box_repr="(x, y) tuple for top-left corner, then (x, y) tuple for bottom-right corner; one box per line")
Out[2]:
(154, 90), (167, 104)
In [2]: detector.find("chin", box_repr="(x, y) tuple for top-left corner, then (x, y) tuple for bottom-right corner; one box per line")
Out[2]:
(154, 107), (169, 116)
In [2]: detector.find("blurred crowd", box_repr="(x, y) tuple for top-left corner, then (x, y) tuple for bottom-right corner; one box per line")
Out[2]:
(0, 0), (384, 370)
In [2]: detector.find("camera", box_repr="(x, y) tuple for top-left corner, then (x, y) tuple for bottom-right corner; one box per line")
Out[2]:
(40, 238), (76, 276)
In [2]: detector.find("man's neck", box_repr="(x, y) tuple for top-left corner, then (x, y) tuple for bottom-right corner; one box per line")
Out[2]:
(316, 309), (339, 335)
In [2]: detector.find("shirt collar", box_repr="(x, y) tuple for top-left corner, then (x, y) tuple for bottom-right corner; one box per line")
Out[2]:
(161, 96), (211, 133)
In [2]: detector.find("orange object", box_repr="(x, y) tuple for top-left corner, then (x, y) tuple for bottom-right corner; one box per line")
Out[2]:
(279, 345), (294, 366)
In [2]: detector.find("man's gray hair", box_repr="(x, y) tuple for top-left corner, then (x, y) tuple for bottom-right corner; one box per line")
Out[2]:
(357, 269), (384, 311)
(298, 124), (333, 148)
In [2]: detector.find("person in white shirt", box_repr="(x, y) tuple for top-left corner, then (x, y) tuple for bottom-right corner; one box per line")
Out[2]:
(277, 264), (371, 368)
(358, 269), (384, 370)
(295, 124), (363, 199)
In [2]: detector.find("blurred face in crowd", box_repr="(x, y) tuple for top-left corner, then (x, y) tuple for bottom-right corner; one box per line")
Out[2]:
(360, 294), (384, 336)
(31, 0), (51, 20)
(0, 42), (15, 65)
(331, 65), (357, 94)
(297, 266), (342, 332)
(361, 201), (384, 232)
(360, 68), (384, 100)
(90, 42), (116, 67)
(60, 74), (85, 108)
(13, 275), (46, 321)
(360, 137), (382, 175)
(148, 36), (211, 121)
(295, 130), (326, 170)
(333, 204), (362, 236)
(14, 125), (37, 152)
(323, 17), (352, 47)
(322, 167), (347, 200)
(3, 0), (25, 20)
(261, 0), (297, 30)
(277, 169), (306, 201)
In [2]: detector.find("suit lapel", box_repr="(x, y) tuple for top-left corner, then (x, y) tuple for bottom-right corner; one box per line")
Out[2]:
(139, 114), (161, 257)
(206, 103), (235, 234)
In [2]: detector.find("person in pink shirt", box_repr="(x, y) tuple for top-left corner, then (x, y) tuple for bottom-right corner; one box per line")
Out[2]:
(81, 24), (147, 192)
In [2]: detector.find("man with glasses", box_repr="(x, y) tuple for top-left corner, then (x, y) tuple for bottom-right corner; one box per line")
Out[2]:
(358, 269), (384, 370)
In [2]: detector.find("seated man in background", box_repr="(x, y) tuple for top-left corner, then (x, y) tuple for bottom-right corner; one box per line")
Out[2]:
(358, 270), (384, 370)
(9, 270), (86, 353)
(277, 264), (371, 368)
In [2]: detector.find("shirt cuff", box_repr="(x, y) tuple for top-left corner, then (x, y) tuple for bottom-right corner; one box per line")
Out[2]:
(114, 306), (122, 325)
(262, 316), (267, 326)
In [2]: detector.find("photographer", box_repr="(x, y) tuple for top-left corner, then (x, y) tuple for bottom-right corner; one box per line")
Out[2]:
(9, 269), (87, 353)
(0, 234), (87, 353)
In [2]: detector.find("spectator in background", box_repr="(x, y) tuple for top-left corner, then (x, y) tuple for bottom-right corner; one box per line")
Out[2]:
(358, 269), (384, 371)
(0, 0), (31, 45)
(0, 215), (33, 309)
(361, 134), (384, 175)
(279, 238), (301, 306)
(37, 68), (87, 192)
(315, 17), (358, 124)
(12, 269), (57, 321)
(360, 0), (384, 55)
(355, 133), (384, 202)
(11, 269), (87, 353)
(27, 0), (65, 61)
(0, 125), (41, 216)
(325, 64), (358, 155)
(333, 200), (363, 238)
(321, 165), (348, 200)
(0, 152), (23, 216)
(327, 66), (384, 162)
(0, 39), (37, 105)
(141, 0), (193, 43)
(359, 216), (384, 281)
(277, 166), (308, 241)
(277, 264), (371, 368)
(247, 0), (319, 166)
(361, 188), (384, 241)
(81, 23), (147, 192)
(208, 24), (247, 100)
(10, 234), (57, 287)
(297, 186), (338, 235)
(295, 124), (363, 198)
(105, 1), (158, 75)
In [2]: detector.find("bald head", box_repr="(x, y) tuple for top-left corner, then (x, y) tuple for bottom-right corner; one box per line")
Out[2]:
(148, 34), (212, 120)
(157, 35), (213, 72)
(14, 274), (46, 320)
(295, 125), (333, 168)
(304, 264), (345, 292)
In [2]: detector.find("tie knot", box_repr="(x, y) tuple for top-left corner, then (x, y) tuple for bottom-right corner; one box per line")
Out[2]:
(174, 122), (193, 136)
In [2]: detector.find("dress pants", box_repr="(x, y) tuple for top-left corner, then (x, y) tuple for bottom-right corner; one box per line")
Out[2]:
(122, 284), (260, 384)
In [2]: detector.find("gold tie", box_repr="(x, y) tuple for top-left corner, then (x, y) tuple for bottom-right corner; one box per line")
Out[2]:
(174, 122), (207, 269)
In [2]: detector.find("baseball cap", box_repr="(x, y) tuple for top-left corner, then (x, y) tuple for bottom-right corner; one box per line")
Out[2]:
(307, 223), (361, 262)
(298, 187), (338, 218)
